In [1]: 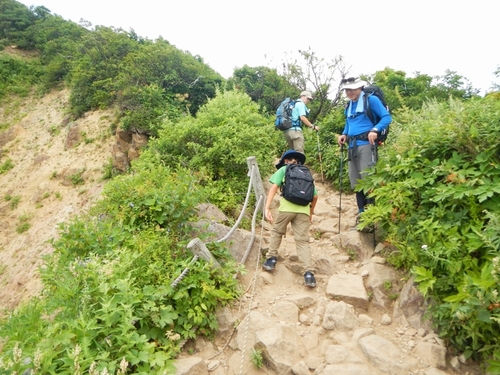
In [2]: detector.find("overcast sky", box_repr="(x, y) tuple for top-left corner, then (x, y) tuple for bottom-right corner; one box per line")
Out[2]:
(17, 0), (500, 95)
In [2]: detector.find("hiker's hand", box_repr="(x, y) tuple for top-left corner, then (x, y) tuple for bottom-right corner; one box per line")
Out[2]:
(338, 134), (347, 146)
(311, 124), (318, 131)
(368, 131), (378, 145)
(265, 209), (274, 223)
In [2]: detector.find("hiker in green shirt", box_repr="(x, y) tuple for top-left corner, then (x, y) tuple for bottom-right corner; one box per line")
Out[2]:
(263, 150), (318, 288)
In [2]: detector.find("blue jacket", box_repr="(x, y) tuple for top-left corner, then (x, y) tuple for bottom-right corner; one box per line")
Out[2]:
(342, 94), (392, 148)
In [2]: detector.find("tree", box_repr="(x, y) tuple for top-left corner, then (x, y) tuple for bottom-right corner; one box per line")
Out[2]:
(432, 69), (479, 99)
(115, 39), (225, 134)
(68, 26), (140, 116)
(229, 65), (298, 114)
(491, 65), (500, 92)
(0, 0), (37, 46)
(279, 47), (349, 123)
(369, 67), (480, 114)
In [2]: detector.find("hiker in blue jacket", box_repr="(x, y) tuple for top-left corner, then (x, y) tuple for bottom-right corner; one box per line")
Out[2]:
(285, 91), (319, 154)
(337, 77), (392, 229)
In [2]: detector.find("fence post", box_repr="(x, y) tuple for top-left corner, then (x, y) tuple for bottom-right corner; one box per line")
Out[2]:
(186, 238), (221, 268)
(246, 156), (266, 213)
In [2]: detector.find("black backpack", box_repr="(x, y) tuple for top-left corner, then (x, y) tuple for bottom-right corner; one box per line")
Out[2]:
(281, 163), (314, 206)
(362, 85), (390, 143)
(274, 98), (296, 131)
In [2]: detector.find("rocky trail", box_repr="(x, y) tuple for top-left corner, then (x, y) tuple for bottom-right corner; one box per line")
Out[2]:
(0, 90), (484, 375)
(174, 178), (484, 375)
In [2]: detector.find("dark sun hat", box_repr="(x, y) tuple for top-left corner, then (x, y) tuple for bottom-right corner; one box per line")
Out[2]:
(275, 150), (306, 169)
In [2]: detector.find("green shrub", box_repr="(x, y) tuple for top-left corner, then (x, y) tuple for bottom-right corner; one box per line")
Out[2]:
(357, 96), (500, 371)
(0, 166), (242, 374)
(142, 89), (281, 213)
(0, 54), (43, 100)
(0, 158), (15, 174)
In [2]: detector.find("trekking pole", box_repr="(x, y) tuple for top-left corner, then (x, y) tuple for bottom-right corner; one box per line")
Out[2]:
(338, 143), (344, 234)
(369, 144), (377, 246)
(316, 130), (324, 183)
(369, 144), (377, 167)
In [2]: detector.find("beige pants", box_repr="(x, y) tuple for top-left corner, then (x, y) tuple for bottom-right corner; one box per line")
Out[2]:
(284, 129), (304, 154)
(266, 211), (314, 274)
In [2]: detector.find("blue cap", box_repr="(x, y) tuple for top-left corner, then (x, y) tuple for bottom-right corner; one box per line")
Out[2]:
(275, 150), (306, 169)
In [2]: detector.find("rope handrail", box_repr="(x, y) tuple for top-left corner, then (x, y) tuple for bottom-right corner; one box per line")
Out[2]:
(170, 156), (267, 368)
(217, 164), (256, 243)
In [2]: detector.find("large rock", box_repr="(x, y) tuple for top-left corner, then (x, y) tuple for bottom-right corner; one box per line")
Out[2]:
(283, 293), (316, 309)
(254, 324), (307, 375)
(191, 220), (260, 265)
(326, 274), (369, 310)
(331, 231), (374, 262)
(359, 262), (399, 309)
(317, 363), (374, 375)
(112, 129), (148, 171)
(271, 300), (299, 323)
(357, 334), (403, 374)
(174, 357), (208, 375)
(322, 301), (359, 331)
(393, 275), (432, 330)
(324, 345), (364, 364)
(414, 341), (447, 369)
(232, 311), (274, 351)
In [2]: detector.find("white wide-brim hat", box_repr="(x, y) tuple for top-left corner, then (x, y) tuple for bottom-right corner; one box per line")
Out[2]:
(341, 77), (367, 90)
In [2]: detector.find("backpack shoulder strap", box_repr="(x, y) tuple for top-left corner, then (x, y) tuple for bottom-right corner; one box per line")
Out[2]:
(364, 94), (376, 125)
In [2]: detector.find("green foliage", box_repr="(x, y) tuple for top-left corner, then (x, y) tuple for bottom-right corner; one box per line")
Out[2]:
(304, 106), (350, 191)
(278, 47), (346, 122)
(0, 0), (37, 45)
(70, 169), (85, 186)
(115, 40), (224, 135)
(101, 158), (118, 180)
(251, 348), (264, 368)
(356, 95), (500, 369)
(229, 65), (298, 114)
(0, 53), (43, 99)
(117, 83), (175, 135)
(0, 166), (242, 374)
(15, 222), (30, 233)
(6, 194), (21, 209)
(68, 26), (139, 116)
(0, 158), (14, 174)
(142, 89), (281, 212)
(91, 165), (201, 235)
(369, 67), (481, 114)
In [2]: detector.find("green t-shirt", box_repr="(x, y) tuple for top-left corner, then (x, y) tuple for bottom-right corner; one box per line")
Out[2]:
(270, 165), (317, 216)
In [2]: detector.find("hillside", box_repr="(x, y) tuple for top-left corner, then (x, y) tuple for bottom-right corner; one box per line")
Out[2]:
(0, 90), (485, 374)
(0, 89), (115, 311)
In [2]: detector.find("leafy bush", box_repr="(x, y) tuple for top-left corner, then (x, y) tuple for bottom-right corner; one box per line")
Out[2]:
(0, 166), (242, 374)
(357, 96), (500, 372)
(141, 89), (282, 213)
(0, 53), (43, 100)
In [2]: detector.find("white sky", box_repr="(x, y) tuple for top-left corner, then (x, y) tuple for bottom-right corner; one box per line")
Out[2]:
(17, 0), (500, 95)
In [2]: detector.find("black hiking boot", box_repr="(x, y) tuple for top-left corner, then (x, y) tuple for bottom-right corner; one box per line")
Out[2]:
(263, 256), (277, 271)
(304, 271), (316, 288)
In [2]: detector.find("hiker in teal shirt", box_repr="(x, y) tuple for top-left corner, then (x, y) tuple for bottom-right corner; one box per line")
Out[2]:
(337, 77), (392, 230)
(263, 150), (318, 288)
(284, 91), (319, 154)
